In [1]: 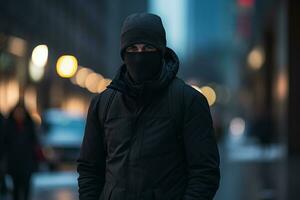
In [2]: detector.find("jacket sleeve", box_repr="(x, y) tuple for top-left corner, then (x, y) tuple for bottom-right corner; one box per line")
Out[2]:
(77, 95), (106, 200)
(182, 86), (220, 200)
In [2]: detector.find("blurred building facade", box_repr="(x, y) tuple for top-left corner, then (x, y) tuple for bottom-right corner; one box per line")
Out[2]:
(0, 0), (148, 116)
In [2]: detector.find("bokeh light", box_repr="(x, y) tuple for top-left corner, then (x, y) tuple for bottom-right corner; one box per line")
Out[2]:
(7, 36), (27, 57)
(0, 79), (19, 115)
(276, 71), (288, 101)
(200, 86), (217, 106)
(85, 73), (104, 93)
(248, 46), (265, 70)
(97, 79), (112, 93)
(31, 45), (48, 67)
(24, 86), (37, 112)
(56, 55), (78, 78)
(30, 111), (42, 125)
(229, 117), (246, 137)
(29, 61), (45, 82)
(75, 67), (93, 87)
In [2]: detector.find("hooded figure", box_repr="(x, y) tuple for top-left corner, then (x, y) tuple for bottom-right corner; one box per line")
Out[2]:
(77, 13), (220, 200)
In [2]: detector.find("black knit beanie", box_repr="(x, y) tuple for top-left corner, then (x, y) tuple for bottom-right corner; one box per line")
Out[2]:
(120, 13), (166, 59)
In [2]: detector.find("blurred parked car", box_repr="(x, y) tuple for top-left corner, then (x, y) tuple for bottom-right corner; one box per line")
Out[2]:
(41, 109), (85, 170)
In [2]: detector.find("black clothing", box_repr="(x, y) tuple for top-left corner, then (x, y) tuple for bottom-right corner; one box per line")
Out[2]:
(5, 106), (38, 200)
(0, 114), (4, 159)
(124, 51), (163, 83)
(0, 113), (6, 196)
(77, 47), (220, 200)
(5, 114), (37, 176)
(120, 13), (166, 58)
(12, 173), (31, 200)
(111, 48), (177, 99)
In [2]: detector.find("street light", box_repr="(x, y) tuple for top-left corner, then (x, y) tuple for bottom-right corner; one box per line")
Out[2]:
(31, 45), (48, 67)
(56, 55), (78, 78)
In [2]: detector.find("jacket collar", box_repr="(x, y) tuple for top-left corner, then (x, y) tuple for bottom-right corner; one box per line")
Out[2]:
(108, 47), (179, 100)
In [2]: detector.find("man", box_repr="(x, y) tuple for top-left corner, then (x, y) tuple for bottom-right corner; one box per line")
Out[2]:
(77, 13), (220, 200)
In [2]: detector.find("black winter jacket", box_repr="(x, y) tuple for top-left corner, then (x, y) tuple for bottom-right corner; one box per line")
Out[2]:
(77, 48), (220, 200)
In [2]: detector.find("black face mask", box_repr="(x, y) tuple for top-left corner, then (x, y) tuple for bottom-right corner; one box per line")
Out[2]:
(124, 51), (163, 84)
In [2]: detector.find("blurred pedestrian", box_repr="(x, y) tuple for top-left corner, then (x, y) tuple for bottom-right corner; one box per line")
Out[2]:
(0, 112), (7, 199)
(5, 102), (38, 200)
(77, 13), (220, 200)
(0, 112), (4, 159)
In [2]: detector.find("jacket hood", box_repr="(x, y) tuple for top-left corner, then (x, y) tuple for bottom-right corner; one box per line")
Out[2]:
(108, 47), (179, 98)
(120, 13), (166, 58)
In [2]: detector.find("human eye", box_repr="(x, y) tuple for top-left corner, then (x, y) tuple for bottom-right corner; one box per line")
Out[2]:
(144, 45), (157, 52)
(126, 46), (138, 52)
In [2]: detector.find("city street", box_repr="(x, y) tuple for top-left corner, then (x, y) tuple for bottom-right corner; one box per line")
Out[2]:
(2, 136), (287, 200)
